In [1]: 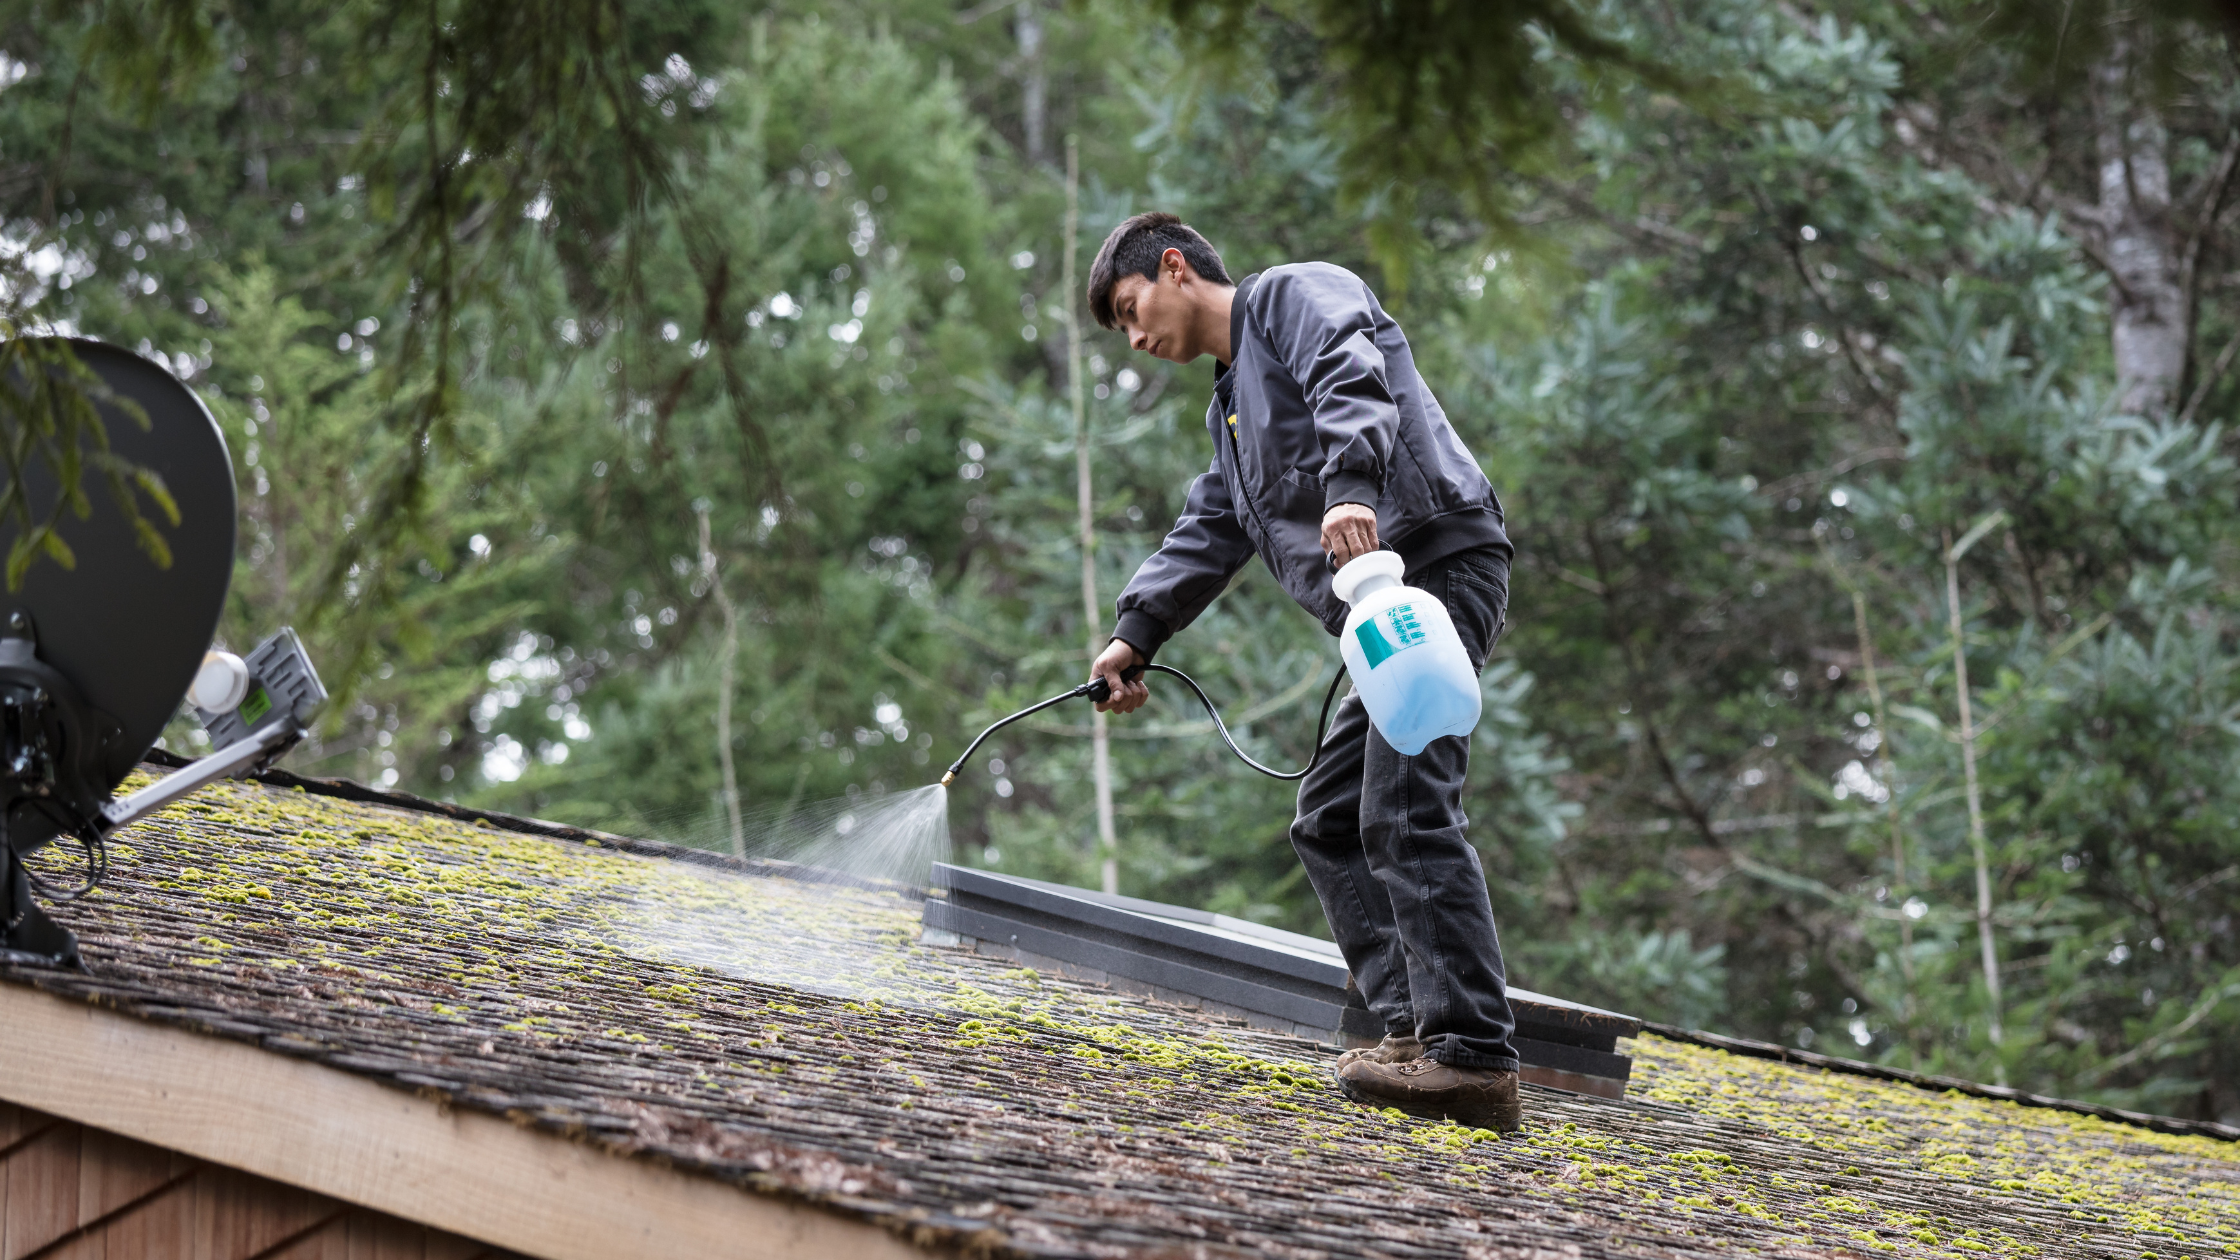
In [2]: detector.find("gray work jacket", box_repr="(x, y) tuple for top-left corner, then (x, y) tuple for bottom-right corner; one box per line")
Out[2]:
(1112, 263), (1510, 659)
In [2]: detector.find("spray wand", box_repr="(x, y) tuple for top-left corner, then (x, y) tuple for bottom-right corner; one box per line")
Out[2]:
(940, 662), (1349, 787)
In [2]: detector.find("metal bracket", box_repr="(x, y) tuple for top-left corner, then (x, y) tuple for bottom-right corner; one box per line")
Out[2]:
(0, 845), (82, 968)
(99, 719), (300, 833)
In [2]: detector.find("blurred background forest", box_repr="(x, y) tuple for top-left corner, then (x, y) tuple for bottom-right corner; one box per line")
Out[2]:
(3, 0), (2237, 1122)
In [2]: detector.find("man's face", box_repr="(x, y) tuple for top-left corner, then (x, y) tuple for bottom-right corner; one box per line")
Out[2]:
(1110, 265), (1201, 364)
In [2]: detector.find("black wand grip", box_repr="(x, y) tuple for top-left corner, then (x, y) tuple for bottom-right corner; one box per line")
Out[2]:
(1084, 664), (1147, 705)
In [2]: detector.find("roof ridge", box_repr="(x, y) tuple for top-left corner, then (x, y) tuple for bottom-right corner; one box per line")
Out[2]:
(1642, 1022), (2240, 1143)
(138, 748), (928, 900)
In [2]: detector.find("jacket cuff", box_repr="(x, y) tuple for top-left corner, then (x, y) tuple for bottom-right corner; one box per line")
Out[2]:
(1111, 610), (1171, 665)
(1324, 470), (1381, 512)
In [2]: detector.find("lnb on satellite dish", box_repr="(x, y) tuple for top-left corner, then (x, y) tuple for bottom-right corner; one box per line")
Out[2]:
(0, 338), (327, 967)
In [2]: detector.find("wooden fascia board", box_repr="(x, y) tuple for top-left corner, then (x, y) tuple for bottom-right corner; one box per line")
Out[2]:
(0, 981), (927, 1260)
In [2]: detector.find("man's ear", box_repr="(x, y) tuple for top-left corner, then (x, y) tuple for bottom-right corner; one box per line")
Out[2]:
(1162, 247), (1191, 285)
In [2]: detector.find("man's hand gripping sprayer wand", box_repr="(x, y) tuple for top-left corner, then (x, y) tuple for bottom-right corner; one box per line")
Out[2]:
(940, 662), (1351, 786)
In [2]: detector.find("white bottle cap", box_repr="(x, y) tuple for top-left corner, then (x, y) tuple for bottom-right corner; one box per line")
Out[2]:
(1331, 550), (1405, 604)
(190, 651), (251, 713)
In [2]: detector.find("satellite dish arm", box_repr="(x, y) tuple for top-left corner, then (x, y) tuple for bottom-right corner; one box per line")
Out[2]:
(99, 718), (300, 832)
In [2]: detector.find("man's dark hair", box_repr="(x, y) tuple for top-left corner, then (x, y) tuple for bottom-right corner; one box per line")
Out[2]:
(1087, 212), (1231, 330)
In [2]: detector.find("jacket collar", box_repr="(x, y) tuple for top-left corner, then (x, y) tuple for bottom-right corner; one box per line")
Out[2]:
(1213, 273), (1260, 386)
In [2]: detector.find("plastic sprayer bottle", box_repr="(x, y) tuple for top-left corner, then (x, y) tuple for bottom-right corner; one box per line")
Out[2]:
(1332, 551), (1481, 755)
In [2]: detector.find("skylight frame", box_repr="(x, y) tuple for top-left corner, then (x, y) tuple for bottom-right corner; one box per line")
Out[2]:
(923, 864), (1640, 1099)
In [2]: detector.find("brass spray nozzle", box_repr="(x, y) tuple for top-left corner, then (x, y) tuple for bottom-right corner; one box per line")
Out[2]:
(939, 770), (956, 788)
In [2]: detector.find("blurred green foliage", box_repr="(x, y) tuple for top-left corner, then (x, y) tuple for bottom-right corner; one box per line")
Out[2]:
(3, 0), (2237, 1123)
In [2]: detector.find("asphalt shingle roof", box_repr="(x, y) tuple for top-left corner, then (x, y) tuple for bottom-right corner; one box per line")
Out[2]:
(7, 770), (2235, 1259)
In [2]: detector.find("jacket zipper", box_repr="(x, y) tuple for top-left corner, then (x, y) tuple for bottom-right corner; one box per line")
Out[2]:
(1216, 378), (1276, 541)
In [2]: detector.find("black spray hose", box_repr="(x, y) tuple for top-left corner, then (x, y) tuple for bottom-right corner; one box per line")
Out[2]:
(939, 661), (1350, 787)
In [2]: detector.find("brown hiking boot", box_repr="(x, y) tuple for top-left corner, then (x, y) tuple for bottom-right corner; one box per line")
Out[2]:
(1336, 1055), (1523, 1133)
(1335, 1032), (1423, 1072)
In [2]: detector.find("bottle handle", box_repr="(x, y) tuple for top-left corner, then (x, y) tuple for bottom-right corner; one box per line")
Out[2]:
(1325, 540), (1399, 572)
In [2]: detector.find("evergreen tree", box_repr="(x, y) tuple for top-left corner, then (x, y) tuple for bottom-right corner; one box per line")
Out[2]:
(3, 0), (2236, 1119)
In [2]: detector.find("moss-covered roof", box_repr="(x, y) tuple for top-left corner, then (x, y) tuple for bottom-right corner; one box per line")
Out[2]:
(9, 771), (2235, 1259)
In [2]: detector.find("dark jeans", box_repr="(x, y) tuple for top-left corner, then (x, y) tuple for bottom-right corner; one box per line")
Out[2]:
(1289, 546), (1518, 1069)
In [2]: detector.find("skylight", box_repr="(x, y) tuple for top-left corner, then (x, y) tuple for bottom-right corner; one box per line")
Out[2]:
(923, 864), (1640, 1099)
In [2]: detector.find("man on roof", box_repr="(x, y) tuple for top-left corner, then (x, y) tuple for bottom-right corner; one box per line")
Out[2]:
(1085, 212), (1525, 1133)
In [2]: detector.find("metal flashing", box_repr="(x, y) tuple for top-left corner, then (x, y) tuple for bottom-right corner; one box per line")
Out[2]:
(923, 864), (1640, 1098)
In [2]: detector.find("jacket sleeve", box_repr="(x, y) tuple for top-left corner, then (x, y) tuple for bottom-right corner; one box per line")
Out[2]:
(1112, 457), (1256, 661)
(1255, 267), (1398, 512)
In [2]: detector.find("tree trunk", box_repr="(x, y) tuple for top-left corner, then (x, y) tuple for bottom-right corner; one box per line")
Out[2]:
(1017, 3), (1048, 167)
(1062, 136), (1118, 894)
(2095, 44), (2187, 416)
(699, 508), (746, 858)
(1945, 528), (2004, 1083)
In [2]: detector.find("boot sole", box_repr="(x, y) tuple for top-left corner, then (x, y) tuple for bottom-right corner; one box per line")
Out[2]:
(1336, 1074), (1523, 1134)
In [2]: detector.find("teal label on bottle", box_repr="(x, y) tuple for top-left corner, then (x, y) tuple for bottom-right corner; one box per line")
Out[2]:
(1354, 603), (1427, 669)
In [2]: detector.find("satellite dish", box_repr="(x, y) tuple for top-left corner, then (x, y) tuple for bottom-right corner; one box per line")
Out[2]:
(0, 338), (326, 966)
(0, 339), (236, 851)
